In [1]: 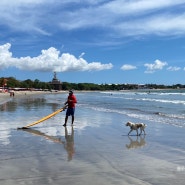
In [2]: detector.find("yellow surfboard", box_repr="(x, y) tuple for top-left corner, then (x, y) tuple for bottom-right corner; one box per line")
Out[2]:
(18, 105), (67, 129)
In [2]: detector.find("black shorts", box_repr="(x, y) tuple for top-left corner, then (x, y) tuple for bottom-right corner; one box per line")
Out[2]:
(66, 108), (75, 116)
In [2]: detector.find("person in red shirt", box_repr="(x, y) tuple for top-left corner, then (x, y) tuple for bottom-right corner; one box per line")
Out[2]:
(63, 90), (77, 127)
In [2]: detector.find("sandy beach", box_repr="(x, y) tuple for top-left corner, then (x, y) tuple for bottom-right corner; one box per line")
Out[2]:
(0, 90), (66, 104)
(0, 91), (185, 185)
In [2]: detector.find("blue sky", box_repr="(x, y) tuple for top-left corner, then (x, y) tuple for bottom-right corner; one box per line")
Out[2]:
(1, 0), (185, 85)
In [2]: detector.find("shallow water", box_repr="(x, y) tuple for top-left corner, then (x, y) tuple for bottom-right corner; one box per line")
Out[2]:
(0, 91), (185, 185)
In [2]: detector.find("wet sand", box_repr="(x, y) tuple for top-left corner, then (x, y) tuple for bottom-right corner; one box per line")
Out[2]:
(0, 92), (185, 185)
(0, 92), (12, 104)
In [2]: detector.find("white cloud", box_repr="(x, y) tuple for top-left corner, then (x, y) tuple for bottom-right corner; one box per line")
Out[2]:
(121, 64), (137, 71)
(1, 0), (185, 38)
(79, 52), (85, 58)
(167, 66), (181, 71)
(57, 0), (185, 38)
(114, 13), (185, 37)
(0, 43), (113, 72)
(144, 59), (168, 73)
(0, 43), (13, 69)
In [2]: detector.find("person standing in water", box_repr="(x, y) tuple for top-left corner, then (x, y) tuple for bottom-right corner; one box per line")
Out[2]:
(63, 90), (77, 127)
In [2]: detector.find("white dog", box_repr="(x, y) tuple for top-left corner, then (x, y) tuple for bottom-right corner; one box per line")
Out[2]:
(126, 121), (147, 136)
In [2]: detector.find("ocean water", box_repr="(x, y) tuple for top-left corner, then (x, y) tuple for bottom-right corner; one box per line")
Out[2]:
(78, 89), (185, 128)
(1, 89), (185, 144)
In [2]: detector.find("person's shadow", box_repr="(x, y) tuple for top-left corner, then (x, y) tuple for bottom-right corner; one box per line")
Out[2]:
(63, 126), (75, 161)
(126, 135), (146, 150)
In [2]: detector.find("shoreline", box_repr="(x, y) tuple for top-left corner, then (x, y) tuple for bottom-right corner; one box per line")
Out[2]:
(1, 88), (183, 104)
(0, 90), (66, 105)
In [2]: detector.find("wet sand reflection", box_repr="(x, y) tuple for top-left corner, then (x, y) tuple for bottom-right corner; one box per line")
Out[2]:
(64, 126), (75, 161)
(20, 126), (75, 161)
(126, 135), (146, 149)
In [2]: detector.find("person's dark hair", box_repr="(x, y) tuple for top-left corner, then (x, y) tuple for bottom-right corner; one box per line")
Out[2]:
(69, 90), (73, 94)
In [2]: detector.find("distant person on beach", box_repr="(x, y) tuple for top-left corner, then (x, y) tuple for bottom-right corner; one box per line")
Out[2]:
(63, 90), (77, 127)
(9, 91), (15, 97)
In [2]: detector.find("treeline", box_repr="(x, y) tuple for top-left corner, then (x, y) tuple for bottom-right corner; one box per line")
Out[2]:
(1, 77), (185, 91)
(62, 83), (185, 90)
(0, 77), (51, 90)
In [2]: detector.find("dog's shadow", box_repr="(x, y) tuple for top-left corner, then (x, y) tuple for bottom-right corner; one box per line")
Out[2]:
(126, 135), (146, 150)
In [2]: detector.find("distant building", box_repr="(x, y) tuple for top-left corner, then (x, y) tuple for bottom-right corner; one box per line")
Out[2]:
(49, 72), (62, 91)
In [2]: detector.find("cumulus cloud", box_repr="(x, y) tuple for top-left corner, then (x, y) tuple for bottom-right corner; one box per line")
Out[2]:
(0, 43), (13, 69)
(121, 64), (137, 71)
(167, 66), (181, 71)
(144, 59), (168, 73)
(0, 43), (113, 72)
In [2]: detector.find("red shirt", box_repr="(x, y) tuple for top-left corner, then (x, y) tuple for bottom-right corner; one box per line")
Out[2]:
(67, 94), (77, 108)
